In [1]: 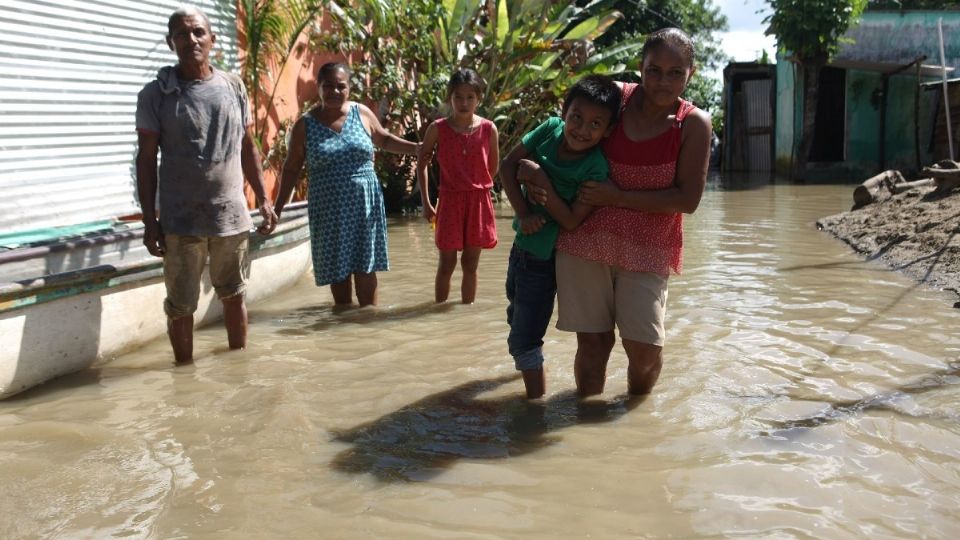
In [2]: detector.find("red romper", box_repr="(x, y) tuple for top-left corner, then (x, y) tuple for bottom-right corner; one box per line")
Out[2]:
(433, 117), (498, 251)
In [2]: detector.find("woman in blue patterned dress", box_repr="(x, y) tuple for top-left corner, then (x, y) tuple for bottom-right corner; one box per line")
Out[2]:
(274, 63), (419, 306)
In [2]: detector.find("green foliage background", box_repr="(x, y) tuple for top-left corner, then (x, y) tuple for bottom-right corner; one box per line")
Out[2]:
(590, 0), (729, 138)
(866, 0), (957, 8)
(316, 0), (649, 209)
(764, 0), (867, 178)
(244, 0), (730, 212)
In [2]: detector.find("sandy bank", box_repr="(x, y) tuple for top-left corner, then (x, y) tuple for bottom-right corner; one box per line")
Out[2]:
(816, 184), (960, 308)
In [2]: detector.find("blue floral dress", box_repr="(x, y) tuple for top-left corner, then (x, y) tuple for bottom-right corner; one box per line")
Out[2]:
(303, 105), (388, 286)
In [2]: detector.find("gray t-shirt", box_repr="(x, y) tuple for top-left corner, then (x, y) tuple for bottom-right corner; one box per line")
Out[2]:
(136, 66), (253, 236)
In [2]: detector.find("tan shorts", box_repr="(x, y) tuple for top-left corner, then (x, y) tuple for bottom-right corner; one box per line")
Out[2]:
(555, 251), (668, 346)
(163, 232), (250, 319)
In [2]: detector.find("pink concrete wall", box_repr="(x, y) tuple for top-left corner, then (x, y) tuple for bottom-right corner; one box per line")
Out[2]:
(236, 5), (348, 206)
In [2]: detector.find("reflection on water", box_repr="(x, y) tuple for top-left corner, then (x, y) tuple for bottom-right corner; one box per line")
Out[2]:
(2, 181), (960, 539)
(275, 301), (458, 335)
(331, 374), (642, 482)
(766, 360), (960, 434)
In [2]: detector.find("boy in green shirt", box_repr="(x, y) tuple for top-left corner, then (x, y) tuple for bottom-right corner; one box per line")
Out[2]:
(500, 75), (621, 398)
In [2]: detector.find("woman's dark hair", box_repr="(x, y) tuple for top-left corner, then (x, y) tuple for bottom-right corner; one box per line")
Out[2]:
(318, 62), (351, 81)
(641, 27), (696, 68)
(562, 75), (622, 124)
(446, 68), (486, 98)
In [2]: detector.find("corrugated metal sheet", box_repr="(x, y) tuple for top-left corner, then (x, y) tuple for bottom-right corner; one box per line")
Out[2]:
(0, 0), (239, 236)
(743, 79), (772, 130)
(742, 79), (773, 171)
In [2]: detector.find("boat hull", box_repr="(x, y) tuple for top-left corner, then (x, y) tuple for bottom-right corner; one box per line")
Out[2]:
(0, 208), (312, 398)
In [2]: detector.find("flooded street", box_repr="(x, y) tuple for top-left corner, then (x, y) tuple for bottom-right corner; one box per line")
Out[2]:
(2, 181), (959, 539)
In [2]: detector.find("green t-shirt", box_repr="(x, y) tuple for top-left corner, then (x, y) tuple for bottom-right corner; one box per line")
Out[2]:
(513, 116), (609, 260)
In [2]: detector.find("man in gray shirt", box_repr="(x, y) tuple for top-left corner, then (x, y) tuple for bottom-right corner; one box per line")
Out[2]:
(136, 6), (277, 364)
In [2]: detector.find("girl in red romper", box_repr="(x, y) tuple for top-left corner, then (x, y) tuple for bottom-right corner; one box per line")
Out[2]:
(416, 69), (500, 304)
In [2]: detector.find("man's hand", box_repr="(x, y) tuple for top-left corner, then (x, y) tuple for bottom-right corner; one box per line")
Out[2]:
(256, 201), (279, 235)
(143, 219), (166, 257)
(518, 214), (546, 235)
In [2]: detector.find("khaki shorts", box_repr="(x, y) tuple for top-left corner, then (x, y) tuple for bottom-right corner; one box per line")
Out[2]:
(163, 232), (250, 319)
(555, 251), (668, 346)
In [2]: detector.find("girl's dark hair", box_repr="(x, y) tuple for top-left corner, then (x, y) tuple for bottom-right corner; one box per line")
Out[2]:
(562, 75), (622, 124)
(447, 68), (486, 98)
(318, 62), (351, 80)
(641, 27), (696, 68)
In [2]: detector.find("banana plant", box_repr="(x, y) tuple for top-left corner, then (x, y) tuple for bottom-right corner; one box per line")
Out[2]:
(318, 0), (449, 133)
(315, 0), (643, 210)
(239, 0), (326, 149)
(438, 0), (642, 150)
(325, 0), (640, 145)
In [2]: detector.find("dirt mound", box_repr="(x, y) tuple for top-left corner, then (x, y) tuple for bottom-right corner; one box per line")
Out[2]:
(816, 185), (960, 307)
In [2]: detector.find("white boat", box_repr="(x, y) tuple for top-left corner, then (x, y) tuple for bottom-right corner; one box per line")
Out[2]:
(0, 203), (312, 399)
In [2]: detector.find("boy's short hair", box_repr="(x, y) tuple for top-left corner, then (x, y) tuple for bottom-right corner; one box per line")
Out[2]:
(561, 75), (621, 124)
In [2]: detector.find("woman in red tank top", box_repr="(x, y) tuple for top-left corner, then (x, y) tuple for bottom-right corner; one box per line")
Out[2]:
(526, 28), (712, 398)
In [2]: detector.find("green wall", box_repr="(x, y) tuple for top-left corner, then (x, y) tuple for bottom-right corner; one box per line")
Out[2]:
(774, 10), (960, 180)
(844, 70), (880, 168)
(774, 56), (796, 174)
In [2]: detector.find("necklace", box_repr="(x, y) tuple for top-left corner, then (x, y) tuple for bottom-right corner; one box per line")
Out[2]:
(449, 117), (478, 155)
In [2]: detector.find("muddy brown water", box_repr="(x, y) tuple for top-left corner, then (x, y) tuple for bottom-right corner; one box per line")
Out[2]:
(2, 181), (959, 539)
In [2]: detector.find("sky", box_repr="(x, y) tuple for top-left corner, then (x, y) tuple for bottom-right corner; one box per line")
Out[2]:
(708, 0), (779, 79)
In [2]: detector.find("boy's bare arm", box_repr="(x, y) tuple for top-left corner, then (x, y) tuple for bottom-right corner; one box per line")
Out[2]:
(500, 144), (534, 219)
(541, 184), (595, 231)
(552, 200), (595, 231)
(517, 159), (594, 231)
(502, 147), (547, 235)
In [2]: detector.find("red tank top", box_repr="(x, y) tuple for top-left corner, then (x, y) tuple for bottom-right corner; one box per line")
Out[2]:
(435, 117), (494, 192)
(556, 83), (696, 275)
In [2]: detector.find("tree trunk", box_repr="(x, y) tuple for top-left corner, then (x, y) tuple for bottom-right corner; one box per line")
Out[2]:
(793, 57), (827, 181)
(852, 170), (904, 208)
(852, 174), (936, 209)
(892, 178), (935, 193)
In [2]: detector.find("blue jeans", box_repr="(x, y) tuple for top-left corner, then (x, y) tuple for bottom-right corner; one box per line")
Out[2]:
(505, 244), (557, 371)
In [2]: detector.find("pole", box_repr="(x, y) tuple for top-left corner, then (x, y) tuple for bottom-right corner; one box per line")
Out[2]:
(938, 18), (954, 160)
(879, 74), (888, 171)
(915, 62), (922, 171)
